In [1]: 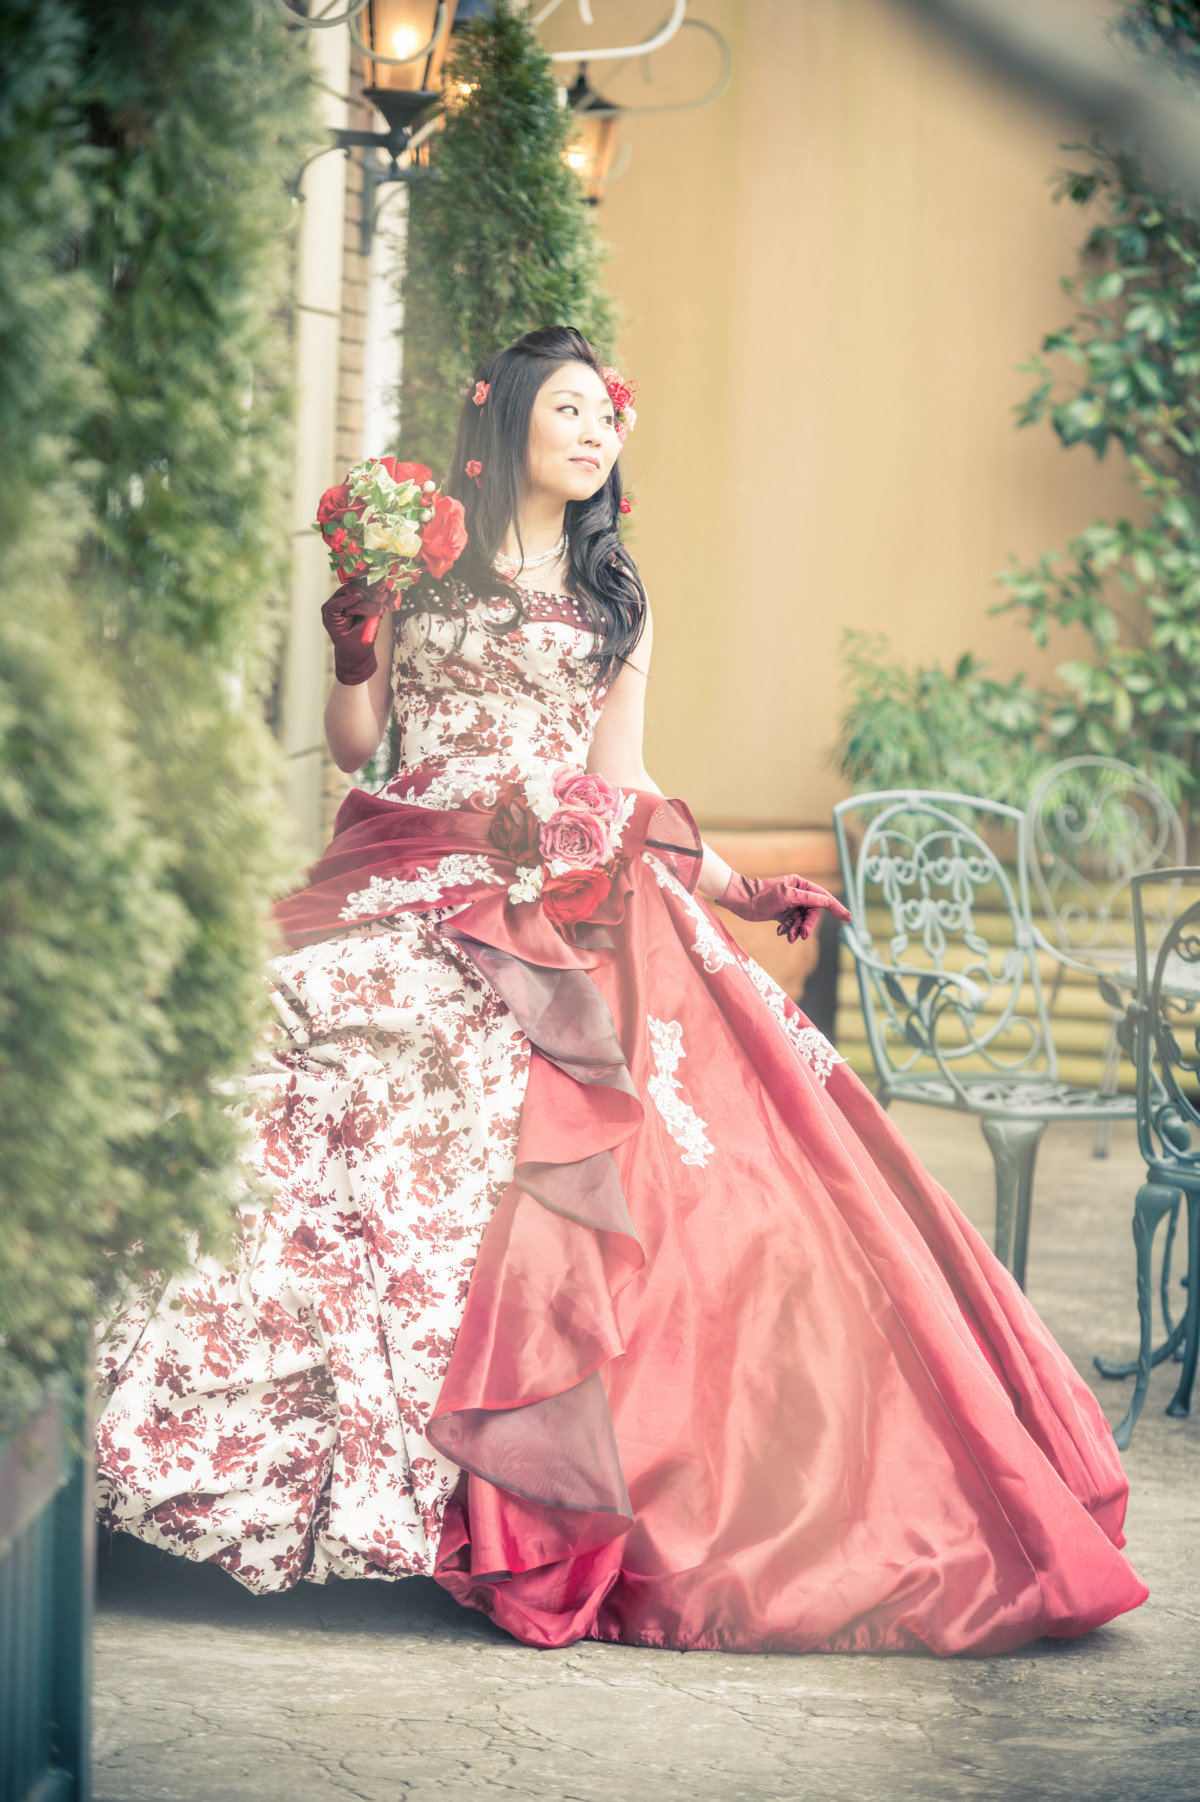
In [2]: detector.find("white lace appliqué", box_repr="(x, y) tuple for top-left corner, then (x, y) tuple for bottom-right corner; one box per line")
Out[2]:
(644, 853), (844, 1088)
(739, 956), (845, 1087)
(387, 771), (504, 812)
(646, 1017), (714, 1168)
(643, 854), (737, 974)
(338, 855), (499, 921)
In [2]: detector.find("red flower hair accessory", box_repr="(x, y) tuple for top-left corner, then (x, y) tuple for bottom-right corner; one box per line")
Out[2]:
(473, 381), (489, 405)
(600, 365), (638, 444)
(465, 459), (483, 489)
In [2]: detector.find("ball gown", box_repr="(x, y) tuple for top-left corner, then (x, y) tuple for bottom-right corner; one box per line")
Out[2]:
(95, 580), (1148, 1654)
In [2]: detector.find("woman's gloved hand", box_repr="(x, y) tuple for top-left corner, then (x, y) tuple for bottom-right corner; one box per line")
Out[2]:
(320, 579), (387, 686)
(720, 872), (852, 944)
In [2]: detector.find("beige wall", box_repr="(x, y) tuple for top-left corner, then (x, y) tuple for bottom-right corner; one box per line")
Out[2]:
(573, 0), (1132, 827)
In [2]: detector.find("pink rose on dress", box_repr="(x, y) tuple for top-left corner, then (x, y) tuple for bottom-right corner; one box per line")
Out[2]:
(539, 807), (612, 870)
(550, 768), (622, 823)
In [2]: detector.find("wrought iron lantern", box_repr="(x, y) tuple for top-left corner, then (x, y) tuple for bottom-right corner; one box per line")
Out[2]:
(555, 18), (734, 208)
(281, 0), (461, 251)
(280, 0), (730, 236)
(353, 0), (459, 137)
(564, 66), (620, 206)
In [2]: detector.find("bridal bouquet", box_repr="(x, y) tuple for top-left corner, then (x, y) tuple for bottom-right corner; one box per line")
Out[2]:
(315, 457), (467, 644)
(490, 766), (636, 927)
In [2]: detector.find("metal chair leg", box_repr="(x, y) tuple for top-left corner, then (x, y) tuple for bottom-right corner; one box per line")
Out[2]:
(1092, 1011), (1122, 1160)
(1096, 1193), (1185, 1378)
(1104, 1182), (1183, 1450)
(980, 1116), (1045, 1288)
(1161, 1199), (1183, 1352)
(1167, 1191), (1200, 1420)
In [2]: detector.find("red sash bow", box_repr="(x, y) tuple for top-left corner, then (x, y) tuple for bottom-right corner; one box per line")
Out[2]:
(274, 785), (702, 950)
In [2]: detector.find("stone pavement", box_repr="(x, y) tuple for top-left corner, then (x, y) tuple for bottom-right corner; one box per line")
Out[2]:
(93, 1107), (1200, 1802)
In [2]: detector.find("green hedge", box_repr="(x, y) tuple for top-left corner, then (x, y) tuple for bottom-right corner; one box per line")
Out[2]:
(0, 0), (318, 1418)
(398, 0), (617, 473)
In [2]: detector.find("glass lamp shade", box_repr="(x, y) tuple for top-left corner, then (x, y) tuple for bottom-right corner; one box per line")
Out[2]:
(363, 0), (458, 93)
(564, 70), (619, 205)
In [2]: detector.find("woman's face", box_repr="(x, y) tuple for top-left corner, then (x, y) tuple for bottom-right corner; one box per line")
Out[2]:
(524, 360), (620, 507)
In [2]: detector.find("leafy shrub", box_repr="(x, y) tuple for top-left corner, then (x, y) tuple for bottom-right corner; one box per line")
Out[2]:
(834, 632), (1049, 805)
(397, 0), (617, 473)
(0, 0), (317, 1417)
(837, 4), (1200, 809)
(995, 5), (1200, 804)
(996, 137), (1200, 802)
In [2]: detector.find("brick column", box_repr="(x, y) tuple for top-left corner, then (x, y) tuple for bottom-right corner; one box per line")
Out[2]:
(320, 45), (372, 845)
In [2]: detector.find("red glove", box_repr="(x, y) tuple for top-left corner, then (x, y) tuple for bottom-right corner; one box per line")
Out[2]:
(720, 872), (852, 944)
(320, 580), (387, 686)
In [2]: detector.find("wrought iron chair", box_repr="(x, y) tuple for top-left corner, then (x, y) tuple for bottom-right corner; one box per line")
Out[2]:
(1026, 756), (1185, 1158)
(1095, 868), (1200, 1449)
(833, 789), (1137, 1289)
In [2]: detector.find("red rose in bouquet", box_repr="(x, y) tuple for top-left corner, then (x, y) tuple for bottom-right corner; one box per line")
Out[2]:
(375, 458), (433, 488)
(542, 866), (611, 928)
(488, 794), (541, 863)
(317, 482), (359, 530)
(314, 458), (468, 645)
(419, 495), (468, 579)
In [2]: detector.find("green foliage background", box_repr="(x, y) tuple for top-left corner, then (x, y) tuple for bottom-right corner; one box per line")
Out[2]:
(837, 1), (1200, 810)
(397, 0), (617, 475)
(835, 633), (1050, 806)
(0, 0), (316, 1419)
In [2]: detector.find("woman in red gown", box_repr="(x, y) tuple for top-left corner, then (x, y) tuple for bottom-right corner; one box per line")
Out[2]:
(96, 326), (1147, 1654)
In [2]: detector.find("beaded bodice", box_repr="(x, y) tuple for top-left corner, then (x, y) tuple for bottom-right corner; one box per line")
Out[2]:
(382, 580), (610, 810)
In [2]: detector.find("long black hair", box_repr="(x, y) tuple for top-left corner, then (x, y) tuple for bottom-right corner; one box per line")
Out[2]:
(437, 325), (647, 683)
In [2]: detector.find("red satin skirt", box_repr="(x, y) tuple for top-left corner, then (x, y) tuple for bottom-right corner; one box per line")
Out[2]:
(280, 789), (1148, 1655)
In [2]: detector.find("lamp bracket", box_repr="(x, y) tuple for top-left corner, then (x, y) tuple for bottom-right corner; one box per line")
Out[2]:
(290, 127), (436, 256)
(541, 0), (687, 63)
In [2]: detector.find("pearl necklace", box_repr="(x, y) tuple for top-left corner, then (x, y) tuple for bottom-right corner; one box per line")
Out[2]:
(493, 532), (567, 581)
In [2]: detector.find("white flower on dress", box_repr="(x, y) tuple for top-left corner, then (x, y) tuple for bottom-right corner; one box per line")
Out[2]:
(522, 764), (561, 822)
(646, 1016), (714, 1168)
(338, 855), (498, 920)
(643, 853), (737, 974)
(508, 864), (545, 905)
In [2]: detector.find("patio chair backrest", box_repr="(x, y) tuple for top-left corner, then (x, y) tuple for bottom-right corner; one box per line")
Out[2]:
(1131, 867), (1200, 1175)
(1027, 756), (1184, 969)
(833, 789), (1057, 1095)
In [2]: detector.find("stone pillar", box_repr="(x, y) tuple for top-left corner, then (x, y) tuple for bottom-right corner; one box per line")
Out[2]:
(279, 26), (351, 861)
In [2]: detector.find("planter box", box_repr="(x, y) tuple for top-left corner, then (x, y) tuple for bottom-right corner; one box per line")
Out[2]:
(0, 1380), (92, 1802)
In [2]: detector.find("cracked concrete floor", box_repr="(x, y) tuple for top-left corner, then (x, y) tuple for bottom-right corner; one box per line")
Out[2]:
(94, 1107), (1200, 1802)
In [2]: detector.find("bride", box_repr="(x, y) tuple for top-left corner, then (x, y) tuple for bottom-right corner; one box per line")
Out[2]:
(96, 325), (1147, 1654)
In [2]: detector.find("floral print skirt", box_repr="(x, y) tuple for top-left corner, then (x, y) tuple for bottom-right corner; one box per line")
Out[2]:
(96, 912), (527, 1589)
